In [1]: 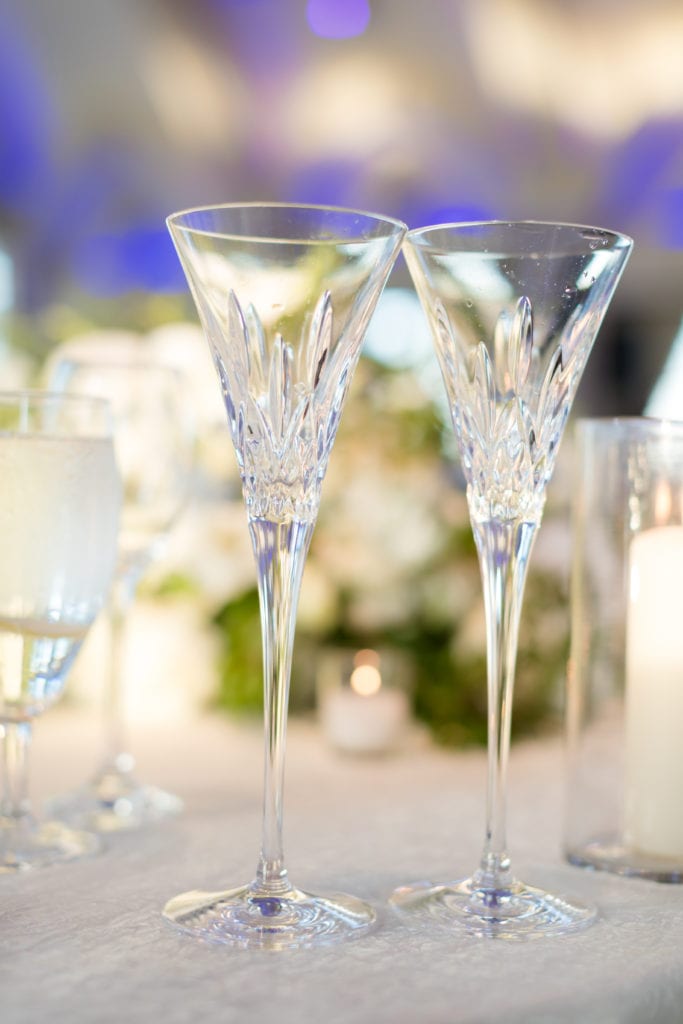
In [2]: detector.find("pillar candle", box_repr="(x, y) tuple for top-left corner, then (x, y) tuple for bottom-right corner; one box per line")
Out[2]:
(624, 525), (683, 858)
(318, 651), (409, 754)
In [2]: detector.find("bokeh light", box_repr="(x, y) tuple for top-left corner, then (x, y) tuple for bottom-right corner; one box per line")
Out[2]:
(306, 0), (370, 40)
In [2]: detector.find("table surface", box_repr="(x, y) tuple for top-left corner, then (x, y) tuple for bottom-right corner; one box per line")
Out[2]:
(3, 708), (683, 1024)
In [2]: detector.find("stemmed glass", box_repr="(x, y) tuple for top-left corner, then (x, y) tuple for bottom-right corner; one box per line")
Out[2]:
(0, 391), (121, 871)
(46, 342), (194, 831)
(163, 202), (405, 948)
(394, 221), (632, 938)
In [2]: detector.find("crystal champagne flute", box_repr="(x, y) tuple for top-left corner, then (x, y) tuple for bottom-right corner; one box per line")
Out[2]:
(0, 391), (121, 871)
(394, 221), (632, 938)
(46, 341), (194, 831)
(163, 202), (405, 948)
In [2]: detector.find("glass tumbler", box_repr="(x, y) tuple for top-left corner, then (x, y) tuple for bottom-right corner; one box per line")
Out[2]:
(565, 417), (683, 881)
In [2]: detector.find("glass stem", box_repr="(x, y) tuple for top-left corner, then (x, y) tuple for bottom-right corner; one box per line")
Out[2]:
(101, 574), (136, 776)
(472, 518), (536, 891)
(0, 721), (32, 822)
(250, 517), (314, 896)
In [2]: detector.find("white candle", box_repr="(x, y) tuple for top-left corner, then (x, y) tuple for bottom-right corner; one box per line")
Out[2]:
(625, 525), (683, 858)
(319, 650), (409, 754)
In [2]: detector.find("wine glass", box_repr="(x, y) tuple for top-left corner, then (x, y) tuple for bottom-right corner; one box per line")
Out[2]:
(0, 391), (121, 871)
(163, 202), (405, 948)
(45, 340), (195, 831)
(393, 221), (632, 938)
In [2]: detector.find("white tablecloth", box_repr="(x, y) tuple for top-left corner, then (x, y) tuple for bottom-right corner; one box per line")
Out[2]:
(3, 709), (683, 1024)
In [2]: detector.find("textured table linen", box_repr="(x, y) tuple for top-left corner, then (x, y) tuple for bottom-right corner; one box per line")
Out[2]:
(3, 710), (683, 1024)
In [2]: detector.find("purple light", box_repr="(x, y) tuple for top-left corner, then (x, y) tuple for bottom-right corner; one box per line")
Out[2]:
(402, 199), (497, 231)
(657, 188), (683, 250)
(306, 0), (370, 40)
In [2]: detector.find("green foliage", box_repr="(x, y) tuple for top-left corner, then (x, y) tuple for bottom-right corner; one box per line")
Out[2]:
(144, 571), (201, 600)
(213, 589), (263, 714)
(411, 569), (568, 747)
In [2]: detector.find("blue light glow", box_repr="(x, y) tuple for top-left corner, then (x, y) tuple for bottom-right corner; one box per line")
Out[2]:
(657, 188), (683, 249)
(404, 200), (496, 230)
(307, 0), (370, 40)
(599, 120), (683, 224)
(0, 9), (54, 210)
(71, 225), (185, 297)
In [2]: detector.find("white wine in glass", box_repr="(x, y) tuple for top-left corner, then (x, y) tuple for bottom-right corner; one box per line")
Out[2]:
(0, 391), (121, 871)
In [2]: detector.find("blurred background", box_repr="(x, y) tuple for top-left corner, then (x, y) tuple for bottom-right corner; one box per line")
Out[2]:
(1, 0), (682, 745)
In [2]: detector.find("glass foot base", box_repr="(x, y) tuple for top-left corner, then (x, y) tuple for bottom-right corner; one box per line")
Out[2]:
(48, 770), (183, 833)
(163, 883), (377, 949)
(390, 876), (596, 940)
(0, 817), (101, 873)
(567, 835), (683, 883)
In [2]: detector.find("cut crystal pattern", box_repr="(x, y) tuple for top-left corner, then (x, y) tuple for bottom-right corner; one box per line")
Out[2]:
(165, 203), (405, 949)
(204, 288), (353, 523)
(435, 294), (592, 525)
(397, 217), (632, 940)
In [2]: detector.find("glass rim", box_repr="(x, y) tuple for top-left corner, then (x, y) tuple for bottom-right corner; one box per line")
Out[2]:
(0, 389), (115, 437)
(167, 200), (407, 244)
(405, 218), (633, 252)
(576, 415), (683, 440)
(0, 389), (112, 414)
(48, 350), (184, 376)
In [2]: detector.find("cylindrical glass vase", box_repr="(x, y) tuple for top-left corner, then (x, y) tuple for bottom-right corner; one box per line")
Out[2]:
(565, 417), (683, 881)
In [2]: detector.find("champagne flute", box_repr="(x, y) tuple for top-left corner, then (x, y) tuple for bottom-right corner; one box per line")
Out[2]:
(46, 340), (195, 831)
(394, 221), (632, 938)
(163, 202), (405, 948)
(0, 391), (121, 871)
